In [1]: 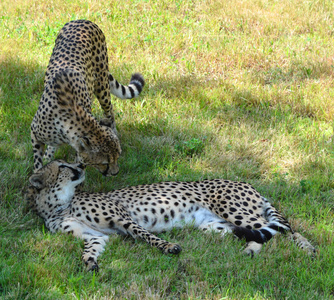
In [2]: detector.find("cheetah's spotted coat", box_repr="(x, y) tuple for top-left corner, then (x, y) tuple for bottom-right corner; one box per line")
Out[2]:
(31, 20), (144, 175)
(27, 160), (315, 272)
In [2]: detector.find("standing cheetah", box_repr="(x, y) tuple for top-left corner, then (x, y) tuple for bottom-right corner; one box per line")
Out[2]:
(31, 20), (145, 175)
(27, 160), (316, 272)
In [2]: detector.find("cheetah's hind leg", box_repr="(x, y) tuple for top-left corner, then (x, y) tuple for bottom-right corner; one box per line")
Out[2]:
(243, 241), (263, 256)
(288, 232), (316, 256)
(197, 219), (264, 256)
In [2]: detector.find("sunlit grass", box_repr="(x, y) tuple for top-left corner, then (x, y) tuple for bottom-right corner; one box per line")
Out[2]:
(1, 0), (334, 299)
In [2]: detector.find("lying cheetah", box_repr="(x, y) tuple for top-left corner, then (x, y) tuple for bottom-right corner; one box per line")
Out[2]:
(31, 20), (144, 175)
(27, 160), (315, 272)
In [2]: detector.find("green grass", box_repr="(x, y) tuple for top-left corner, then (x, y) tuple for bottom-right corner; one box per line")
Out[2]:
(1, 0), (334, 298)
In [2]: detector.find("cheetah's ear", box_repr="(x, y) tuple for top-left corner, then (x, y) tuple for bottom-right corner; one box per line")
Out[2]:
(29, 173), (46, 190)
(53, 71), (75, 107)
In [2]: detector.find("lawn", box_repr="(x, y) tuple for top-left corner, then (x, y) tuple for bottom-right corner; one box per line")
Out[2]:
(0, 0), (333, 299)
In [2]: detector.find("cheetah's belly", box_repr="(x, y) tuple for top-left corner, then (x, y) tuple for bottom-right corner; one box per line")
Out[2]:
(130, 204), (223, 233)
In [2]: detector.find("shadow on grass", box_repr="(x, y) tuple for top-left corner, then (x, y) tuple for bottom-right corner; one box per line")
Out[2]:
(112, 71), (334, 205)
(0, 59), (332, 300)
(1, 55), (332, 231)
(0, 57), (46, 208)
(0, 57), (45, 145)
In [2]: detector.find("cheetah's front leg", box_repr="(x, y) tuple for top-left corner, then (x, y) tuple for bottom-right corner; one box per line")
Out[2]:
(81, 234), (109, 272)
(31, 131), (45, 171)
(61, 218), (109, 272)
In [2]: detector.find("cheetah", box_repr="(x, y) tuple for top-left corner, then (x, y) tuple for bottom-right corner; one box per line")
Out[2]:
(31, 20), (145, 175)
(27, 160), (315, 272)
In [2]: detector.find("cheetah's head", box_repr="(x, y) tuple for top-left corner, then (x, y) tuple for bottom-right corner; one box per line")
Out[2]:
(75, 123), (121, 177)
(28, 160), (85, 218)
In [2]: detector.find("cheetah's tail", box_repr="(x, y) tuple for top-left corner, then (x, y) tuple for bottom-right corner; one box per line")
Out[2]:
(232, 221), (316, 255)
(233, 198), (292, 244)
(109, 73), (145, 99)
(232, 221), (290, 244)
(232, 198), (316, 255)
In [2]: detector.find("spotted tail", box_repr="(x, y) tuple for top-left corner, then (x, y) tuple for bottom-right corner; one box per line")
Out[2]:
(109, 73), (145, 99)
(233, 223), (290, 244)
(233, 197), (292, 244)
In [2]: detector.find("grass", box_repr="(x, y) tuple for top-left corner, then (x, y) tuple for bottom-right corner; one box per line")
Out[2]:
(0, 0), (334, 298)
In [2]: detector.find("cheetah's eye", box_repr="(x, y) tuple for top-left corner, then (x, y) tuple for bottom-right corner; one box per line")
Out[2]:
(78, 137), (92, 152)
(82, 136), (91, 145)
